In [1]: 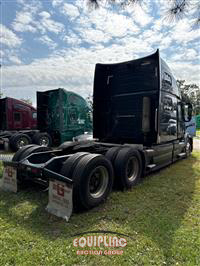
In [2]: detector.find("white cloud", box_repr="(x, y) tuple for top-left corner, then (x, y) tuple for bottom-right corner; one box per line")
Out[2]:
(170, 18), (200, 44)
(38, 35), (57, 50)
(0, 24), (22, 47)
(151, 17), (171, 32)
(12, 1), (41, 33)
(127, 3), (153, 26)
(170, 49), (199, 62)
(80, 28), (111, 44)
(159, 36), (173, 50)
(12, 11), (37, 32)
(39, 11), (51, 19)
(141, 29), (173, 51)
(1, 41), (154, 103)
(52, 0), (63, 7)
(0, 50), (4, 64)
(0, 50), (4, 57)
(8, 55), (22, 65)
(63, 31), (82, 46)
(169, 61), (200, 86)
(0, 47), (22, 67)
(37, 12), (64, 34)
(76, 10), (140, 40)
(1, 48), (22, 66)
(62, 3), (80, 19)
(12, 4), (64, 35)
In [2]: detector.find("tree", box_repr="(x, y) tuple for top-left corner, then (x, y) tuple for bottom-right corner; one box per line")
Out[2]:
(177, 80), (200, 115)
(87, 0), (200, 25)
(20, 98), (33, 106)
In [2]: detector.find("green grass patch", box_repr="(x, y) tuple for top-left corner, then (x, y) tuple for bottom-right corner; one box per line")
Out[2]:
(0, 152), (200, 265)
(196, 129), (200, 138)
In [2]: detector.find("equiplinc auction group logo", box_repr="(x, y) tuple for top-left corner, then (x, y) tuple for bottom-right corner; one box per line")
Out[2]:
(72, 230), (132, 256)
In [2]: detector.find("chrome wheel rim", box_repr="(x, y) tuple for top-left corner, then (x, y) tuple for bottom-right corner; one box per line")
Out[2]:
(39, 137), (49, 146)
(17, 137), (29, 149)
(126, 156), (139, 182)
(89, 166), (109, 199)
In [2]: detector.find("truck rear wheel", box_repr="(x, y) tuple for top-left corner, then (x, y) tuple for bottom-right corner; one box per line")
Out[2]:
(60, 152), (89, 178)
(71, 154), (114, 210)
(33, 132), (52, 147)
(21, 145), (51, 161)
(12, 144), (37, 162)
(105, 147), (122, 164)
(9, 133), (32, 151)
(13, 145), (51, 184)
(114, 147), (142, 189)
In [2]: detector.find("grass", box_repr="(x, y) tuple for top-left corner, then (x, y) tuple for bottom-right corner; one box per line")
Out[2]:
(196, 129), (200, 138)
(0, 152), (200, 265)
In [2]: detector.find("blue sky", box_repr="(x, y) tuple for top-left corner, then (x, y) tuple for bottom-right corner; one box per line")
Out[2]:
(0, 0), (200, 106)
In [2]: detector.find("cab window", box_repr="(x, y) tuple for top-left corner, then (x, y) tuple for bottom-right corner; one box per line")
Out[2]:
(32, 112), (37, 119)
(163, 72), (172, 85)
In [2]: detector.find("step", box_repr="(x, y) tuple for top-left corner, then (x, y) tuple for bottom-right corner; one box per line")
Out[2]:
(147, 164), (156, 169)
(145, 149), (155, 153)
(177, 152), (186, 158)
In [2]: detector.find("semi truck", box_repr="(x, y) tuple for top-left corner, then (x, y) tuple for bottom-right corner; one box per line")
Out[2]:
(0, 89), (92, 151)
(1, 50), (193, 221)
(0, 97), (37, 150)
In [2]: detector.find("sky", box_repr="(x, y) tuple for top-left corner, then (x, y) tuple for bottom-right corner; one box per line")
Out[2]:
(0, 0), (200, 106)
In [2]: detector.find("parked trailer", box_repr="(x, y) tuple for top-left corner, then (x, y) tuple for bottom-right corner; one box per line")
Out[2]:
(0, 89), (92, 151)
(1, 50), (193, 221)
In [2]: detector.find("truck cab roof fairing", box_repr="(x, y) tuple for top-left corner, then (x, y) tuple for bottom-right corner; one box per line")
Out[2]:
(93, 50), (180, 145)
(93, 50), (161, 144)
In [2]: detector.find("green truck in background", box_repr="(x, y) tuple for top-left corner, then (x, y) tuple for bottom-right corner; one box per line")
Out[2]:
(37, 88), (92, 146)
(196, 114), (200, 129)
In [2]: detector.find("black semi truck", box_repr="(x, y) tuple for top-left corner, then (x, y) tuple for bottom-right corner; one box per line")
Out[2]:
(1, 50), (192, 220)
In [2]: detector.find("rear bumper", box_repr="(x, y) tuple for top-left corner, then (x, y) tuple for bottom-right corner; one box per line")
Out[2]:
(2, 160), (73, 221)
(3, 160), (73, 186)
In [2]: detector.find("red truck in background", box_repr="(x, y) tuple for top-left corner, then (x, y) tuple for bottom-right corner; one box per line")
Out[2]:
(0, 97), (37, 130)
(0, 97), (37, 150)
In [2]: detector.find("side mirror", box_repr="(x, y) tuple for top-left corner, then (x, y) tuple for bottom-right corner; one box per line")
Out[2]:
(182, 103), (192, 122)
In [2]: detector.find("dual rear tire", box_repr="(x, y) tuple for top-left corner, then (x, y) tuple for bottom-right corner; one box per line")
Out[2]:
(114, 147), (142, 189)
(12, 143), (142, 211)
(9, 134), (32, 151)
(9, 132), (52, 152)
(61, 153), (114, 210)
(60, 147), (142, 211)
(33, 132), (52, 147)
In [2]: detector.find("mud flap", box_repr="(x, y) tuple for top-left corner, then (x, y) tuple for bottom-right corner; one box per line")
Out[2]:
(0, 163), (17, 193)
(46, 180), (73, 221)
